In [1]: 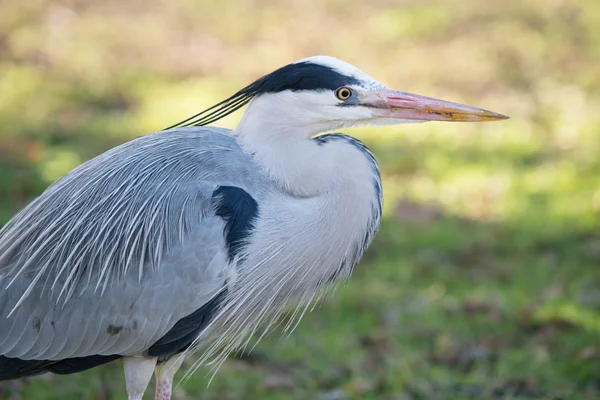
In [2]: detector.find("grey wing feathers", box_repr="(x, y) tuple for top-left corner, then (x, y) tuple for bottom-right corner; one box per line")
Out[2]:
(0, 127), (265, 360)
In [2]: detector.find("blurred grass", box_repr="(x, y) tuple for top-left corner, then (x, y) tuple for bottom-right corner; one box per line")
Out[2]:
(1, 0), (600, 399)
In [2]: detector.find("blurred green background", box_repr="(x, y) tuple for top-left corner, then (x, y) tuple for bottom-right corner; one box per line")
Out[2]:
(1, 0), (600, 399)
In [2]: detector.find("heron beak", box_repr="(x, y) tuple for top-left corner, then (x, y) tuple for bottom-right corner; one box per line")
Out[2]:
(363, 88), (509, 122)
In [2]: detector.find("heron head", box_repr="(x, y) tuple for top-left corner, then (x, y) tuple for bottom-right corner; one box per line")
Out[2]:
(166, 56), (508, 135)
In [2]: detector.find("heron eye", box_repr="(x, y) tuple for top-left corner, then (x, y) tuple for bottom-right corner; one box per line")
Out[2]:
(336, 87), (352, 100)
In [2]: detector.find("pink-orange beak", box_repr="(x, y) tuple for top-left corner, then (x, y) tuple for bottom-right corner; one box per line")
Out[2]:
(361, 88), (509, 122)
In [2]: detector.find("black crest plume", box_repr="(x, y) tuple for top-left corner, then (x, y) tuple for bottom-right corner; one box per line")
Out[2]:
(163, 82), (257, 130)
(163, 61), (360, 130)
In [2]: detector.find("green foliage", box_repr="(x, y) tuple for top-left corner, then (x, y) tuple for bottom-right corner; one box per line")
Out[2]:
(1, 0), (599, 398)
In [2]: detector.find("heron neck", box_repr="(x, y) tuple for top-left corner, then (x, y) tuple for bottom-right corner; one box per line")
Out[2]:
(235, 127), (328, 197)
(213, 131), (383, 353)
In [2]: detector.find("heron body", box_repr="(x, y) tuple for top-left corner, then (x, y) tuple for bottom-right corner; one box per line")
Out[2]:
(0, 56), (507, 399)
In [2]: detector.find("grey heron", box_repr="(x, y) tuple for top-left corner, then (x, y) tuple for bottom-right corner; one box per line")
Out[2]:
(0, 56), (508, 399)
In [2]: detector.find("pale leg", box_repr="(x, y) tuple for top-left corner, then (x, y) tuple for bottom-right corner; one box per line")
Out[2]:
(154, 356), (185, 400)
(124, 355), (158, 400)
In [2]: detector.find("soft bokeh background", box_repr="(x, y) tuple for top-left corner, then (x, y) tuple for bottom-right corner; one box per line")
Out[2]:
(1, 0), (599, 398)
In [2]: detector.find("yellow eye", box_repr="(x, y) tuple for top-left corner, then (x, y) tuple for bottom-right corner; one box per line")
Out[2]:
(336, 87), (352, 100)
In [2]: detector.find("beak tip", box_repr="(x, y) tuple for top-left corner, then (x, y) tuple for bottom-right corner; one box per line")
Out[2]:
(491, 112), (510, 121)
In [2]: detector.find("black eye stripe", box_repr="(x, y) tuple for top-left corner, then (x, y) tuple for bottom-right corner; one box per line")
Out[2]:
(165, 62), (363, 129)
(252, 63), (361, 93)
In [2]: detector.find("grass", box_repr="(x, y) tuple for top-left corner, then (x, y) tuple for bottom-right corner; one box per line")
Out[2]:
(1, 0), (600, 398)
(5, 201), (600, 399)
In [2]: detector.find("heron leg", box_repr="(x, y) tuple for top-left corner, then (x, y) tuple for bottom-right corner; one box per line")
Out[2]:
(123, 355), (157, 400)
(154, 355), (185, 400)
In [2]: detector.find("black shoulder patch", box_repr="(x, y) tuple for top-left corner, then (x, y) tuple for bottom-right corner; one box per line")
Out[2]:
(146, 289), (227, 360)
(212, 186), (259, 262)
